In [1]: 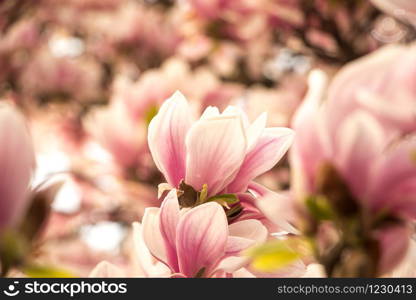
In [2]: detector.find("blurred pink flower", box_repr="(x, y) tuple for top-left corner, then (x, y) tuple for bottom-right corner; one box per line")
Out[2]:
(140, 189), (267, 277)
(292, 68), (416, 219)
(0, 102), (35, 229)
(148, 91), (294, 196)
(84, 100), (148, 169)
(291, 64), (416, 274)
(326, 43), (416, 135)
(19, 47), (102, 102)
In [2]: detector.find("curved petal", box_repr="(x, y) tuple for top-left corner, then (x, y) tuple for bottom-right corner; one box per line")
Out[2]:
(225, 236), (255, 255)
(141, 207), (168, 266)
(228, 219), (268, 244)
(219, 220), (269, 273)
(200, 106), (220, 119)
(132, 222), (171, 277)
(369, 137), (416, 215)
(255, 191), (299, 234)
(227, 127), (294, 193)
(159, 189), (180, 271)
(216, 256), (251, 274)
(148, 91), (193, 187)
(176, 202), (228, 277)
(0, 103), (35, 228)
(290, 70), (330, 198)
(246, 112), (267, 153)
(336, 111), (384, 200)
(185, 114), (247, 196)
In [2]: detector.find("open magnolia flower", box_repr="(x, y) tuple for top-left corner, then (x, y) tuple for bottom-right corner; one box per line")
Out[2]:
(148, 91), (294, 196)
(293, 68), (416, 219)
(139, 189), (268, 277)
(290, 66), (416, 276)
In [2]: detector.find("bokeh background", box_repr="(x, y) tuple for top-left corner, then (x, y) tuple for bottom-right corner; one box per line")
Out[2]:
(0, 0), (415, 276)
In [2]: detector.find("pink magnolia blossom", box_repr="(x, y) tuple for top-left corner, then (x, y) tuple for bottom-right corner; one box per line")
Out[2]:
(140, 189), (267, 277)
(84, 100), (148, 169)
(148, 91), (294, 196)
(0, 102), (35, 229)
(291, 67), (416, 274)
(19, 47), (103, 103)
(292, 68), (416, 218)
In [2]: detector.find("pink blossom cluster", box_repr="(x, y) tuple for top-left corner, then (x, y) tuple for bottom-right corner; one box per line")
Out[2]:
(0, 0), (415, 278)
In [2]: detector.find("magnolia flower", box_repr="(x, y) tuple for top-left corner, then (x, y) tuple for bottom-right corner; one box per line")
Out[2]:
(84, 100), (148, 169)
(148, 91), (294, 196)
(0, 102), (35, 229)
(140, 189), (267, 277)
(291, 69), (416, 274)
(292, 69), (416, 217)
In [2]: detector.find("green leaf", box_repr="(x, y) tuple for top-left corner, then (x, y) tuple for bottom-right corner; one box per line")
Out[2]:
(207, 194), (239, 208)
(23, 264), (75, 278)
(247, 240), (301, 273)
(305, 195), (334, 221)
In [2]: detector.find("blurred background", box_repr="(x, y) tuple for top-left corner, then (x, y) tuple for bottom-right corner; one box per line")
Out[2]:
(0, 0), (415, 276)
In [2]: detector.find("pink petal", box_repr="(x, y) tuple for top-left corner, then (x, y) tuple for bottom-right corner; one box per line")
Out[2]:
(336, 111), (384, 201)
(255, 191), (299, 234)
(227, 127), (294, 193)
(185, 114), (246, 195)
(148, 91), (193, 187)
(159, 189), (180, 271)
(141, 207), (168, 267)
(290, 70), (330, 198)
(375, 225), (411, 275)
(246, 112), (267, 153)
(232, 268), (256, 278)
(369, 137), (416, 214)
(0, 103), (35, 228)
(176, 202), (228, 277)
(200, 106), (220, 119)
(89, 261), (125, 278)
(357, 89), (416, 133)
(220, 220), (269, 274)
(225, 236), (255, 255)
(216, 256), (250, 273)
(228, 219), (268, 244)
(132, 222), (171, 277)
